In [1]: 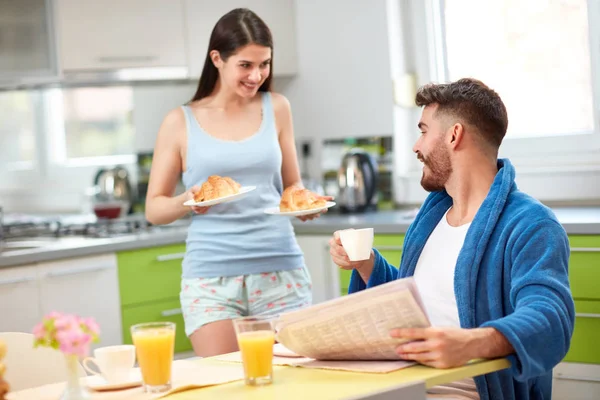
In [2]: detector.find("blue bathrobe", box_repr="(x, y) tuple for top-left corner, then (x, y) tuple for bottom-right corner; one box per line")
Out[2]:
(348, 159), (575, 400)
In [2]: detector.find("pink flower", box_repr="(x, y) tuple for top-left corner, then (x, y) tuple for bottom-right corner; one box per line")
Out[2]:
(81, 317), (100, 336)
(32, 322), (46, 340)
(32, 312), (100, 357)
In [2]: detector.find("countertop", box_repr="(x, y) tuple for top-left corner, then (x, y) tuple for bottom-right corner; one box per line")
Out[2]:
(1, 207), (599, 268)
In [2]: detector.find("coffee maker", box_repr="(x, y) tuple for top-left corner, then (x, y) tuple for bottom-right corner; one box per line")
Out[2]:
(336, 149), (378, 213)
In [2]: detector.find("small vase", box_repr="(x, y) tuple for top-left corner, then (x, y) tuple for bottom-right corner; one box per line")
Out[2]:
(60, 354), (90, 400)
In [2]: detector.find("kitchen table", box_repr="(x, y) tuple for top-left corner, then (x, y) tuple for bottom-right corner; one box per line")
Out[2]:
(7, 355), (510, 400)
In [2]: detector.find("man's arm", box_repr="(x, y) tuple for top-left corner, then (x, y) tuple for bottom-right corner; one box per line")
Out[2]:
(348, 249), (399, 293)
(480, 219), (574, 380)
(391, 326), (514, 369)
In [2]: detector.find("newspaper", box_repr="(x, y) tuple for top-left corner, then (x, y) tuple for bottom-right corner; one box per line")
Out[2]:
(275, 277), (430, 361)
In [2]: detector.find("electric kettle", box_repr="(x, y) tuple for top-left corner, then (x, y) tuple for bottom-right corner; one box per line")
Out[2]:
(336, 149), (378, 213)
(93, 166), (134, 214)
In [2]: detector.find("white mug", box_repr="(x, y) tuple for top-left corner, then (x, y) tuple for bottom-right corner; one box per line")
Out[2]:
(339, 228), (374, 261)
(83, 345), (136, 384)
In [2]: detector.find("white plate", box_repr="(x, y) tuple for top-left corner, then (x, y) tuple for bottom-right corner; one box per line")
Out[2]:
(183, 186), (256, 207)
(264, 201), (336, 217)
(84, 370), (143, 392)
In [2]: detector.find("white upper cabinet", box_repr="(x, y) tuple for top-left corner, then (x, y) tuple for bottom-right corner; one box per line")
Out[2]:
(0, 0), (58, 84)
(54, 0), (187, 71)
(184, 0), (298, 78)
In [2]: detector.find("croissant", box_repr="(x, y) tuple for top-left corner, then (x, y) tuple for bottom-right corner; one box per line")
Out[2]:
(193, 175), (241, 202)
(280, 186), (326, 212)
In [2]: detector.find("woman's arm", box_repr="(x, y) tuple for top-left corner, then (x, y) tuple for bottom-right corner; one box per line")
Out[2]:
(145, 108), (193, 225)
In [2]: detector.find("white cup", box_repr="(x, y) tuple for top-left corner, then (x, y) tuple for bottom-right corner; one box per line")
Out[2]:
(83, 345), (136, 384)
(339, 228), (374, 261)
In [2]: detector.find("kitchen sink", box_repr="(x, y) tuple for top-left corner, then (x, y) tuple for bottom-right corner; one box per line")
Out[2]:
(0, 240), (53, 254)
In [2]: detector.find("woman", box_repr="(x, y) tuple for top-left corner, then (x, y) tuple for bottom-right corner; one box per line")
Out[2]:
(145, 8), (328, 357)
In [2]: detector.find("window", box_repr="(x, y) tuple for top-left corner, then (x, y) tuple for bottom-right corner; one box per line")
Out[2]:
(59, 87), (135, 160)
(429, 0), (598, 140)
(0, 91), (38, 170)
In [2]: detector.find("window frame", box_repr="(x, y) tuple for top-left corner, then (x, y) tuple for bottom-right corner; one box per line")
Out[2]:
(425, 0), (600, 158)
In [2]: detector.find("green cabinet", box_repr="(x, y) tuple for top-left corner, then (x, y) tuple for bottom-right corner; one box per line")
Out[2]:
(117, 244), (192, 353)
(564, 236), (600, 365)
(339, 234), (405, 296)
(568, 235), (600, 301)
(564, 300), (600, 364)
(121, 298), (191, 354)
(117, 244), (185, 306)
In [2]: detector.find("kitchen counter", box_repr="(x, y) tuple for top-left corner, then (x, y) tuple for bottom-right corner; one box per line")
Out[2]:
(1, 207), (599, 268)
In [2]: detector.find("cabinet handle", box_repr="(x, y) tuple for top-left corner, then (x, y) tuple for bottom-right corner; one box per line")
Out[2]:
(156, 253), (185, 262)
(47, 265), (112, 278)
(575, 312), (600, 319)
(375, 246), (403, 251)
(570, 247), (600, 252)
(96, 56), (158, 63)
(555, 373), (600, 383)
(161, 308), (182, 317)
(0, 276), (35, 286)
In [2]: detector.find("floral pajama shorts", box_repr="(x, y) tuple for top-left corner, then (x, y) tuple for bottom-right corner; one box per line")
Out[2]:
(179, 267), (313, 336)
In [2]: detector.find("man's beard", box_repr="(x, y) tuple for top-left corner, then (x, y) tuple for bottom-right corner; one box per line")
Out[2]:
(419, 145), (452, 192)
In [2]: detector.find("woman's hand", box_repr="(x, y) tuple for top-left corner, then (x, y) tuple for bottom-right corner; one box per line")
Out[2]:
(188, 186), (211, 215)
(296, 196), (334, 222)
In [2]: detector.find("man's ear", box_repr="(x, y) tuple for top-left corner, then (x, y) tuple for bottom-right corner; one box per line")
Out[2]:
(210, 50), (223, 68)
(449, 123), (465, 148)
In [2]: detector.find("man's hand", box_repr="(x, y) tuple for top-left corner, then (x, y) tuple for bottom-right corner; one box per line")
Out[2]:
(329, 231), (375, 282)
(390, 327), (514, 369)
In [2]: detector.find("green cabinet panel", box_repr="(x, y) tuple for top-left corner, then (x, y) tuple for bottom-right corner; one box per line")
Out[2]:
(122, 298), (192, 354)
(379, 250), (402, 268)
(339, 235), (404, 296)
(117, 244), (186, 306)
(568, 236), (600, 301)
(569, 235), (600, 248)
(373, 234), (405, 247)
(339, 269), (352, 295)
(563, 300), (600, 364)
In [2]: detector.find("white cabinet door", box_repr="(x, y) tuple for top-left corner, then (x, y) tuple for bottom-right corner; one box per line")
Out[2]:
(184, 0), (298, 78)
(553, 363), (600, 400)
(38, 254), (123, 348)
(296, 235), (339, 305)
(0, 265), (41, 333)
(55, 0), (187, 70)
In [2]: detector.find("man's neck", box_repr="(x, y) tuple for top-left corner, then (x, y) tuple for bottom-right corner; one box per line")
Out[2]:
(445, 157), (498, 227)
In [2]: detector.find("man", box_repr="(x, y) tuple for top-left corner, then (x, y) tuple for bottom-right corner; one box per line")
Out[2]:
(329, 78), (574, 400)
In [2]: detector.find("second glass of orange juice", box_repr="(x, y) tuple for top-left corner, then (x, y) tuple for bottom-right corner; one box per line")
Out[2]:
(233, 316), (277, 386)
(131, 322), (175, 393)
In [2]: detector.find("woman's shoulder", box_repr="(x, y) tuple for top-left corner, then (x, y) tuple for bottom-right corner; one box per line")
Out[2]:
(269, 92), (292, 116)
(161, 106), (187, 130)
(155, 106), (188, 143)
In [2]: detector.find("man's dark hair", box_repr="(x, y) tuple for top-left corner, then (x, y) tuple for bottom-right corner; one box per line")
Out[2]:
(415, 78), (508, 149)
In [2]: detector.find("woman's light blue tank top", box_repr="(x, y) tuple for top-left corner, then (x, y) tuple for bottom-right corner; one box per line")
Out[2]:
(180, 92), (305, 278)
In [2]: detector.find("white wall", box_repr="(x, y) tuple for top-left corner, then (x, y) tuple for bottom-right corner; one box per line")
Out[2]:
(133, 82), (197, 152)
(283, 0), (394, 140)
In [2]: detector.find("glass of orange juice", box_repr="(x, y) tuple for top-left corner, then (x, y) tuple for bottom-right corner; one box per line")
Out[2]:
(130, 322), (175, 393)
(233, 315), (277, 386)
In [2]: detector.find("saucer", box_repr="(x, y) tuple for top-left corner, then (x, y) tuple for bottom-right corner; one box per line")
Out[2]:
(85, 370), (143, 391)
